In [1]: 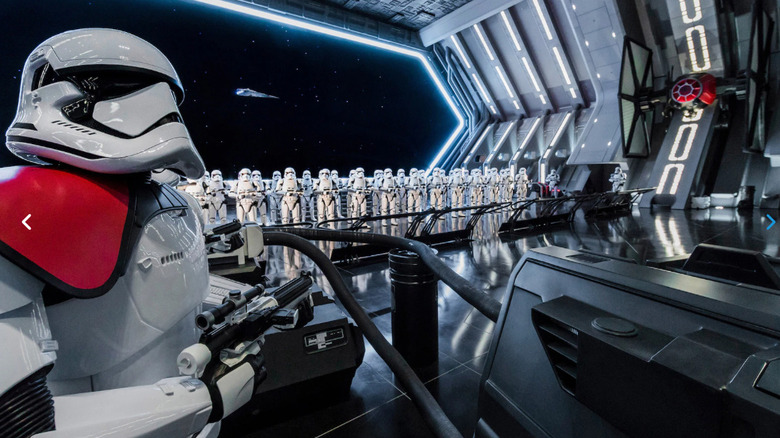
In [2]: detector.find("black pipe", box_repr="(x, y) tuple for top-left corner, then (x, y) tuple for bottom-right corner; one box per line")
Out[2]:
(264, 227), (501, 322)
(263, 232), (462, 438)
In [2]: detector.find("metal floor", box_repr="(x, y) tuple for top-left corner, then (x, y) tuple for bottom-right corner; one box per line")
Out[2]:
(221, 207), (778, 438)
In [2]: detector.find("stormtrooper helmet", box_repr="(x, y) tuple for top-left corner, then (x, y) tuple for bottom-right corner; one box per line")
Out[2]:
(409, 168), (418, 177)
(519, 168), (527, 175)
(384, 168), (393, 177)
(284, 167), (296, 179)
(211, 169), (223, 183)
(319, 168), (330, 179)
(615, 166), (622, 174)
(397, 169), (405, 177)
(355, 167), (365, 178)
(238, 168), (251, 182)
(6, 28), (205, 178)
(251, 170), (262, 182)
(272, 170), (281, 181)
(302, 170), (312, 181)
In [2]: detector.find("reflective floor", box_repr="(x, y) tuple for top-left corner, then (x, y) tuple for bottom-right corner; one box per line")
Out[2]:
(222, 206), (778, 438)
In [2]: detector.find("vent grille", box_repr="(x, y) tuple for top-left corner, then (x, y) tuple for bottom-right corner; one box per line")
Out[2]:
(52, 120), (96, 135)
(161, 251), (184, 265)
(536, 315), (579, 395)
(0, 367), (55, 438)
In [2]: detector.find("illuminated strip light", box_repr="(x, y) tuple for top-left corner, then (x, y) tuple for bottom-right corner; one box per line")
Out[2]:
(188, 0), (465, 175)
(679, 0), (702, 24)
(512, 117), (541, 161)
(472, 73), (491, 103)
(668, 124), (698, 161)
(490, 105), (497, 114)
(474, 25), (494, 61)
(450, 35), (471, 69)
(532, 0), (553, 40)
(522, 57), (541, 92)
(543, 148), (552, 159)
(550, 112), (571, 147)
(495, 66), (514, 98)
(552, 47), (571, 85)
(488, 121), (517, 163)
(513, 100), (520, 109)
(540, 163), (547, 181)
(539, 94), (547, 104)
(657, 164), (685, 195)
(501, 11), (522, 51)
(685, 25), (711, 72)
(464, 126), (493, 165)
(569, 88), (576, 98)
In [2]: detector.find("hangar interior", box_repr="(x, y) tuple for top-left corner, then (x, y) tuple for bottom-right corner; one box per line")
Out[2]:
(1, 1), (780, 438)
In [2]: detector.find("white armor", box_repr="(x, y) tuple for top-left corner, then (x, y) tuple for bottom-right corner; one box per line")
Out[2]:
(516, 168), (530, 201)
(487, 167), (500, 203)
(315, 168), (337, 223)
(331, 170), (344, 218)
(395, 169), (407, 213)
(208, 169), (229, 224)
(230, 168), (258, 223)
(350, 167), (369, 219)
(276, 167), (301, 224)
(609, 166), (627, 192)
(546, 169), (561, 197)
(406, 168), (424, 213)
(185, 173), (210, 224)
(268, 170), (282, 224)
(470, 169), (484, 206)
(499, 168), (514, 203)
(371, 169), (383, 216)
(380, 168), (398, 225)
(449, 168), (467, 216)
(0, 29), (259, 438)
(428, 168), (445, 211)
(251, 170), (269, 225)
(301, 170), (315, 221)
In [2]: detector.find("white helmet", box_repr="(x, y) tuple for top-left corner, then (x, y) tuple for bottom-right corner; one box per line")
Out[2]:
(6, 29), (205, 178)
(272, 170), (281, 180)
(397, 169), (405, 177)
(615, 166), (622, 173)
(384, 168), (393, 177)
(471, 169), (481, 176)
(239, 168), (251, 181)
(284, 167), (296, 179)
(331, 170), (339, 178)
(319, 168), (330, 179)
(211, 169), (223, 183)
(518, 168), (527, 175)
(251, 170), (262, 181)
(303, 169), (312, 180)
(349, 169), (356, 177)
(409, 168), (418, 176)
(355, 167), (365, 177)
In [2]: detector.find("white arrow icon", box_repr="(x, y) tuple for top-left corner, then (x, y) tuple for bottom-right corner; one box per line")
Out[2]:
(22, 214), (31, 231)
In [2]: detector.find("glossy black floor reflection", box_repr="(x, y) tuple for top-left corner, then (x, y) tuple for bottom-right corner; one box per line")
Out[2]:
(222, 206), (777, 438)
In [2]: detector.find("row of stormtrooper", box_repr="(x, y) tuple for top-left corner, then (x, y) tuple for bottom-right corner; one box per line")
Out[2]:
(180, 165), (619, 226)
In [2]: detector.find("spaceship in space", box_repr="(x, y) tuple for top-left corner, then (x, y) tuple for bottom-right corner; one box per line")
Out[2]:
(234, 88), (279, 99)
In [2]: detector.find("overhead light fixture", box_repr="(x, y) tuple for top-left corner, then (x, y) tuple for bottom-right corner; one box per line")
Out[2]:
(474, 24), (494, 61)
(569, 87), (577, 98)
(532, 0), (553, 40)
(450, 34), (471, 69)
(464, 126), (493, 164)
(501, 10), (522, 51)
(550, 112), (571, 147)
(513, 117), (540, 161)
(490, 105), (498, 114)
(513, 100), (520, 109)
(522, 57), (541, 92)
(489, 121), (516, 163)
(539, 94), (547, 104)
(495, 66), (514, 98)
(189, 0), (465, 175)
(472, 73), (491, 103)
(552, 47), (571, 85)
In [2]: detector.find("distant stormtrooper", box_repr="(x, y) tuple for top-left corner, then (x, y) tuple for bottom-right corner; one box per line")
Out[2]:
(185, 172), (210, 223)
(486, 167), (500, 203)
(516, 167), (530, 201)
(276, 167), (301, 224)
(300, 169), (315, 221)
(315, 168), (337, 222)
(331, 169), (344, 218)
(208, 169), (229, 223)
(251, 170), (269, 225)
(230, 168), (258, 223)
(546, 168), (561, 197)
(346, 168), (357, 216)
(406, 168), (424, 213)
(499, 168), (514, 203)
(449, 168), (467, 216)
(371, 169), (383, 216)
(350, 167), (370, 220)
(268, 170), (282, 223)
(609, 166), (627, 192)
(428, 168), (446, 211)
(395, 169), (407, 213)
(380, 168), (398, 225)
(469, 168), (484, 206)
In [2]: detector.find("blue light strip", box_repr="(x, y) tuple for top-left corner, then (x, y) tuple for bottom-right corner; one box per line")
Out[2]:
(187, 0), (466, 173)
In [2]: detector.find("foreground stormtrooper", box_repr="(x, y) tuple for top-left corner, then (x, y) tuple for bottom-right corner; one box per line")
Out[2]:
(276, 167), (302, 224)
(428, 168), (446, 211)
(516, 167), (530, 201)
(380, 168), (399, 225)
(449, 168), (467, 216)
(251, 170), (269, 225)
(300, 169), (315, 221)
(609, 166), (627, 192)
(469, 168), (484, 206)
(0, 29), (266, 437)
(350, 167), (370, 220)
(486, 167), (500, 203)
(208, 169), (229, 223)
(331, 169), (344, 218)
(406, 168), (424, 213)
(230, 168), (258, 223)
(315, 168), (337, 222)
